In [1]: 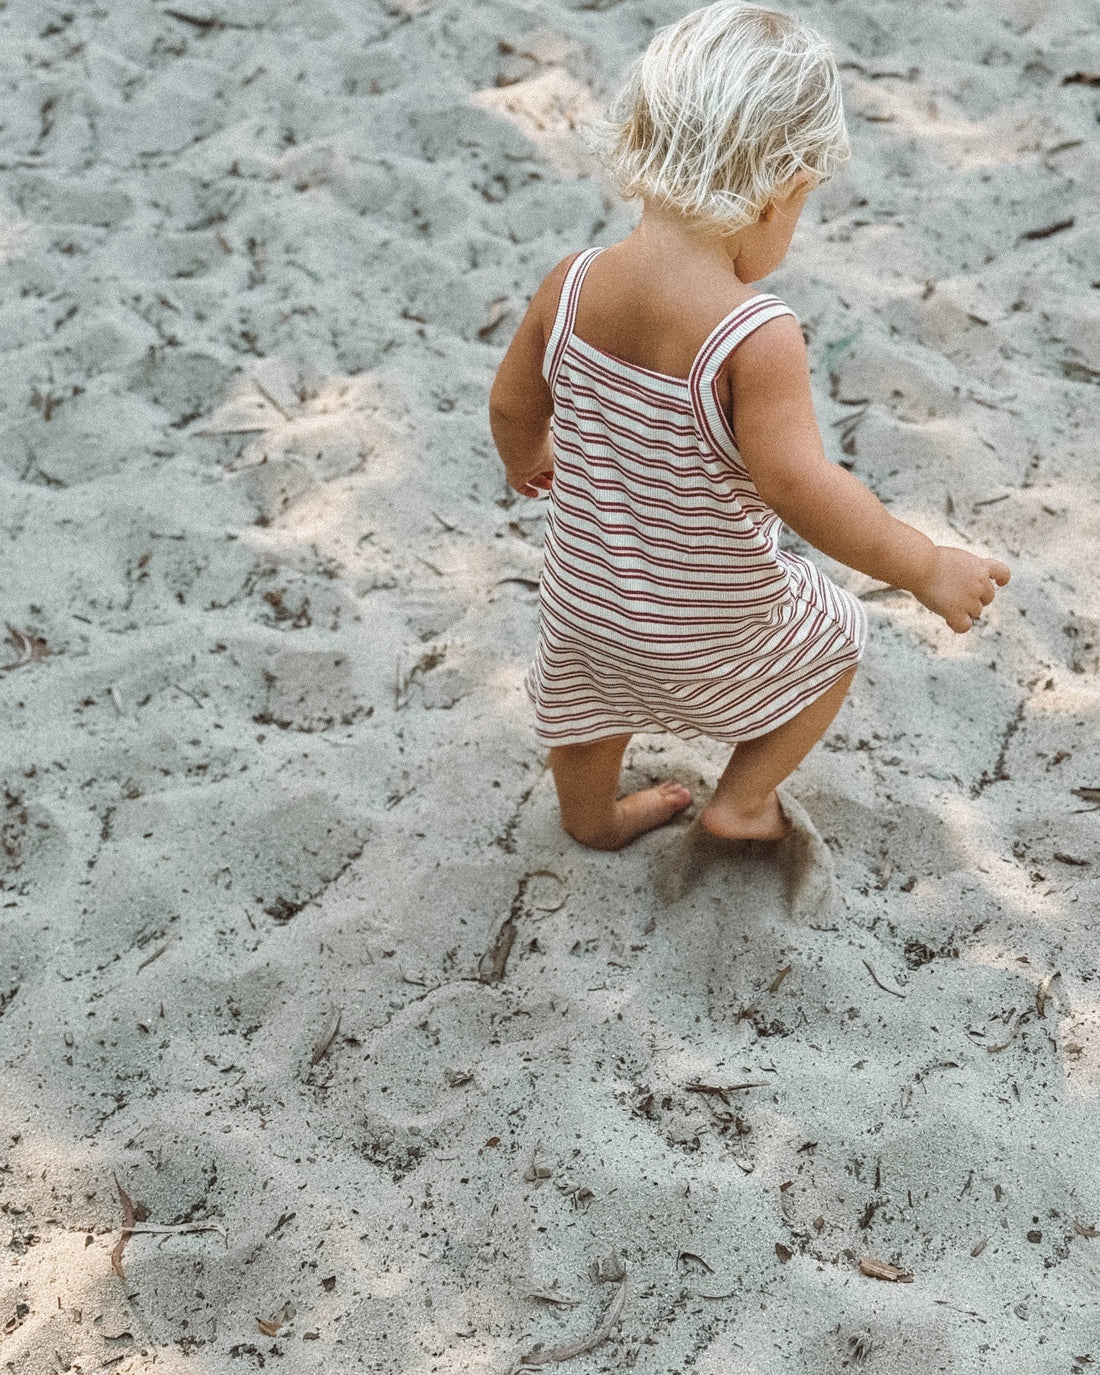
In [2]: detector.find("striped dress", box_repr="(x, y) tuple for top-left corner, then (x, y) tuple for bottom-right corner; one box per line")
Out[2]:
(525, 246), (866, 748)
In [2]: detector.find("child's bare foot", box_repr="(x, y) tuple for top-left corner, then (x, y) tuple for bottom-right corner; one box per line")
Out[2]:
(698, 789), (791, 842)
(569, 781), (692, 850)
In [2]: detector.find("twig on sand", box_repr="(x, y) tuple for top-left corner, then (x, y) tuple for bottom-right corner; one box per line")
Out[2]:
(129, 1221), (227, 1242)
(110, 1174), (226, 1278)
(526, 1284), (581, 1309)
(862, 959), (907, 998)
(686, 1080), (767, 1105)
(253, 378), (294, 421)
(933, 1298), (986, 1323)
(479, 872), (561, 984)
(986, 1010), (1029, 1053)
(169, 681), (205, 709)
(137, 935), (178, 972)
(164, 9), (251, 30)
(515, 1269), (627, 1369)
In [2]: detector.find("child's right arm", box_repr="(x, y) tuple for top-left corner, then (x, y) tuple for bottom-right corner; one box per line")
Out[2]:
(727, 317), (1010, 632)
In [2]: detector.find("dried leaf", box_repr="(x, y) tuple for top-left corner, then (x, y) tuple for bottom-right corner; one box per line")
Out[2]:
(478, 296), (513, 342)
(2, 624), (48, 673)
(310, 1004), (341, 1067)
(110, 1175), (136, 1279)
(676, 1251), (714, 1274)
(768, 964), (793, 993)
(257, 1301), (295, 1337)
(1073, 1220), (1100, 1239)
(970, 1235), (988, 1257)
(1036, 971), (1060, 1018)
(859, 1256), (913, 1282)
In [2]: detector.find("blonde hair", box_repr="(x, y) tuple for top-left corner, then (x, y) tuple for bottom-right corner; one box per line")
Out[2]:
(596, 2), (849, 232)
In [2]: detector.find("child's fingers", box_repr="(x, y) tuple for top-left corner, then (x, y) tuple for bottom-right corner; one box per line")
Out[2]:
(988, 559), (1011, 586)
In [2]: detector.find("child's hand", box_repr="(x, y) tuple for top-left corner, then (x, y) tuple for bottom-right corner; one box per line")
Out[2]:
(520, 469), (553, 497)
(912, 547), (1011, 633)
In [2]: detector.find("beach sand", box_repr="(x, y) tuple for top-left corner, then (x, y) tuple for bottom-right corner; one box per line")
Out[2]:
(1, 1), (1098, 1371)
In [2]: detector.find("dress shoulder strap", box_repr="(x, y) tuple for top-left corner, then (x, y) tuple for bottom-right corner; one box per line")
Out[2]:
(542, 246), (604, 387)
(688, 294), (796, 460)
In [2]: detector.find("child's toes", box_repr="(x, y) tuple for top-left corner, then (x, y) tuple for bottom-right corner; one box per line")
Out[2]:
(657, 781), (693, 813)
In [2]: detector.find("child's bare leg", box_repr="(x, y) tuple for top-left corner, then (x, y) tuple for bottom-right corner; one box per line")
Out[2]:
(549, 734), (692, 850)
(700, 667), (857, 841)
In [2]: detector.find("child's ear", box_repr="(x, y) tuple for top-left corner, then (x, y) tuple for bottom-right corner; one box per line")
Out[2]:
(761, 173), (812, 222)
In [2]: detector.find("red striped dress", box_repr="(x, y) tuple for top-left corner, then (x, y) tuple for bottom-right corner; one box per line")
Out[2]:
(525, 246), (866, 747)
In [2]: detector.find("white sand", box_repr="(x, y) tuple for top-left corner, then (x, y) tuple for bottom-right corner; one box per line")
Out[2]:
(1, 1), (1098, 1371)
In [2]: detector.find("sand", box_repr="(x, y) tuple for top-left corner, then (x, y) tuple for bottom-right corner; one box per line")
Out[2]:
(1, 1), (1098, 1372)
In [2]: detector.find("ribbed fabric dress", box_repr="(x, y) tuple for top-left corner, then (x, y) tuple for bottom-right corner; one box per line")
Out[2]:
(524, 247), (866, 747)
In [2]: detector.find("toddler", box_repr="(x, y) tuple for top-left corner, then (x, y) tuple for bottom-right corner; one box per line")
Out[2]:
(489, 1), (1009, 850)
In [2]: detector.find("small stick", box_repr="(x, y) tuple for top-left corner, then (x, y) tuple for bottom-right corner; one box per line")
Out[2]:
(169, 682), (204, 709)
(252, 378), (294, 421)
(862, 959), (907, 998)
(933, 1298), (986, 1322)
(986, 1011), (1026, 1053)
(686, 1081), (768, 1102)
(138, 935), (178, 972)
(164, 8), (249, 29)
(129, 1221), (227, 1242)
(527, 1287), (581, 1309)
(517, 1274), (627, 1368)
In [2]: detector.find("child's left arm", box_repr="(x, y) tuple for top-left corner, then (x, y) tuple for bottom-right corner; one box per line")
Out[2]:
(489, 255), (578, 495)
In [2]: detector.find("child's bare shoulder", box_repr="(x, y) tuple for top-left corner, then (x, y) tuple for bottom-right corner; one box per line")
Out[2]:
(726, 308), (808, 385)
(532, 251), (585, 305)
